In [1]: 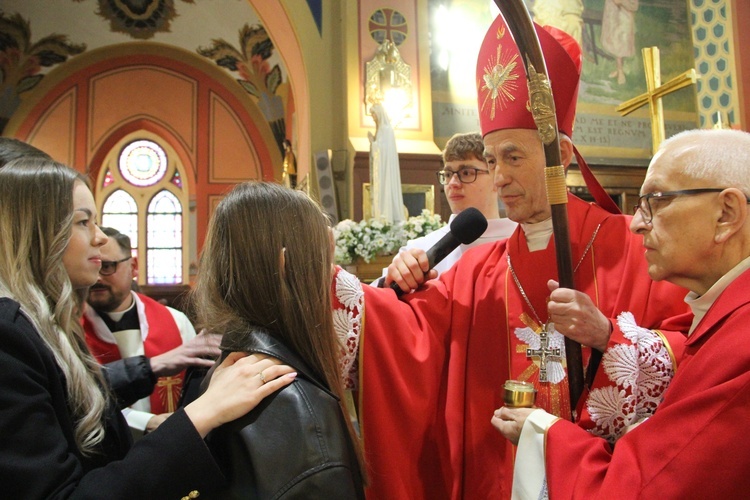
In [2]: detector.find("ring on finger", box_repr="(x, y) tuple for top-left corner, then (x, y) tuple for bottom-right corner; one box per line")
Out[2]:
(258, 370), (267, 384)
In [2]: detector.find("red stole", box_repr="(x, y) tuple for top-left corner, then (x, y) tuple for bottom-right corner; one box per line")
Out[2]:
(83, 293), (184, 413)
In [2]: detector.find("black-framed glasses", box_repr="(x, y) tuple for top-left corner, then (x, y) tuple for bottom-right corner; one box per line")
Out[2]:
(99, 256), (132, 276)
(436, 167), (490, 185)
(633, 188), (726, 224)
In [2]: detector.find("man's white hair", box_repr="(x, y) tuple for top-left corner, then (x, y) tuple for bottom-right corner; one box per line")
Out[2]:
(660, 129), (750, 197)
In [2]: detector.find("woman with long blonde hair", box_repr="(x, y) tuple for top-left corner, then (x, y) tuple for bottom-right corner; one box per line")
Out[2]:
(0, 158), (295, 498)
(194, 181), (366, 498)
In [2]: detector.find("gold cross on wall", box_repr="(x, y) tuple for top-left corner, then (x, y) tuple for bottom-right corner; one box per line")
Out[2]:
(616, 46), (699, 154)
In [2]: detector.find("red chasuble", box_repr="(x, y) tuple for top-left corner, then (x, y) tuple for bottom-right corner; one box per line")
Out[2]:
(356, 195), (692, 499)
(83, 293), (184, 414)
(544, 268), (750, 499)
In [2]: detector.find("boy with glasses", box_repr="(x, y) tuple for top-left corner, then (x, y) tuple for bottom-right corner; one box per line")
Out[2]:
(379, 132), (517, 279)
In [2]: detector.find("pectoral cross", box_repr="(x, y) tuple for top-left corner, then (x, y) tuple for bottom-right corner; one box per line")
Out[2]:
(616, 46), (699, 154)
(526, 328), (561, 383)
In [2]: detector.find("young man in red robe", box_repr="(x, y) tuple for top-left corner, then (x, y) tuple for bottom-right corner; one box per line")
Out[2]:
(493, 129), (750, 498)
(333, 16), (692, 500)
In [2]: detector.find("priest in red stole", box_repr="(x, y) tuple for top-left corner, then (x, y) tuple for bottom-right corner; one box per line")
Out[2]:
(493, 129), (750, 499)
(332, 16), (692, 500)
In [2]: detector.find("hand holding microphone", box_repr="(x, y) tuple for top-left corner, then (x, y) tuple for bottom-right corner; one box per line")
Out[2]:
(380, 207), (488, 295)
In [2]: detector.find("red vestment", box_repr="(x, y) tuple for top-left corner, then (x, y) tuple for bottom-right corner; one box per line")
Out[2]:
(355, 195), (692, 499)
(83, 293), (184, 414)
(544, 267), (750, 499)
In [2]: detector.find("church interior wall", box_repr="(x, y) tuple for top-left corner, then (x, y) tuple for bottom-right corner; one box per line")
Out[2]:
(1, 0), (749, 292)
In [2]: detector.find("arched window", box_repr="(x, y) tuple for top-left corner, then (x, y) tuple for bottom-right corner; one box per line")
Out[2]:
(102, 189), (139, 258)
(147, 190), (182, 284)
(99, 137), (188, 285)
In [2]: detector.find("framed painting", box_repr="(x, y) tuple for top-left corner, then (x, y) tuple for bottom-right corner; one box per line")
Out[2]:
(573, 0), (699, 164)
(362, 183), (435, 220)
(427, 0), (699, 162)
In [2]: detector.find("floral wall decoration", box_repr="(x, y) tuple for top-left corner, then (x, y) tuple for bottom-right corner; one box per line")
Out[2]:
(0, 12), (86, 133)
(198, 24), (287, 156)
(73, 0), (191, 40)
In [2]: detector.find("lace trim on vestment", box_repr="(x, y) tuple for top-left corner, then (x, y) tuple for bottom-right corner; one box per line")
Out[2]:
(333, 269), (364, 390)
(586, 311), (674, 443)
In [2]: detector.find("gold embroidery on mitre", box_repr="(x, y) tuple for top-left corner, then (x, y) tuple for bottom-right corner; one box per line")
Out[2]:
(481, 43), (520, 121)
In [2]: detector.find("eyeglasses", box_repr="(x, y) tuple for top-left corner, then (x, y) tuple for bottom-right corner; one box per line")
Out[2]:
(633, 188), (726, 224)
(436, 167), (490, 185)
(99, 256), (132, 276)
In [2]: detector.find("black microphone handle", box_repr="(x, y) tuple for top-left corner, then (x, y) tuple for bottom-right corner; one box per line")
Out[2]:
(382, 231), (461, 296)
(425, 232), (460, 268)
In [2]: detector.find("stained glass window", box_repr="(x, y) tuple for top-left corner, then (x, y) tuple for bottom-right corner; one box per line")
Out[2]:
(146, 190), (182, 284)
(104, 138), (187, 285)
(119, 140), (168, 187)
(170, 170), (182, 189)
(102, 168), (115, 188)
(102, 189), (138, 257)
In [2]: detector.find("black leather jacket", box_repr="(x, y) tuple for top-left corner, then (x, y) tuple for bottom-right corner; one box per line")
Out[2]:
(205, 330), (365, 499)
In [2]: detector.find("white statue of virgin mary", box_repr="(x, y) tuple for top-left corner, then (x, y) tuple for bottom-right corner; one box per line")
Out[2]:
(368, 103), (405, 224)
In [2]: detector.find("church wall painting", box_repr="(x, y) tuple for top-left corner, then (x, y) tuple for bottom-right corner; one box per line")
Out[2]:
(0, 11), (86, 134)
(1, 0), (296, 163)
(79, 0), (187, 40)
(428, 0), (700, 164)
(198, 24), (290, 158)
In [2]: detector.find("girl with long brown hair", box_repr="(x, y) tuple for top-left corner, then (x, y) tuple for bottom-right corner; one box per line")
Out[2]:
(194, 181), (366, 498)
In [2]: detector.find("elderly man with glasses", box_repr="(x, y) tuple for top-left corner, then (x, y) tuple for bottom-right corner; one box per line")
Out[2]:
(494, 128), (750, 499)
(378, 132), (517, 280)
(82, 227), (220, 435)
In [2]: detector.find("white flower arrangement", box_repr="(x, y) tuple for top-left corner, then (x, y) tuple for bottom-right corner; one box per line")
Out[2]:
(333, 209), (445, 265)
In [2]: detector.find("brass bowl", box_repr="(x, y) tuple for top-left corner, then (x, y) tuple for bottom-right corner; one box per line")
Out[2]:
(503, 380), (537, 408)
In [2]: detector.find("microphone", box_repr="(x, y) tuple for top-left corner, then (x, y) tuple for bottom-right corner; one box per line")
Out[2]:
(377, 207), (488, 294)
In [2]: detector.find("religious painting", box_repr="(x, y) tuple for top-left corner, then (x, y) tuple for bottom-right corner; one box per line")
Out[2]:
(427, 0), (699, 162)
(362, 183), (435, 220)
(573, 0), (699, 163)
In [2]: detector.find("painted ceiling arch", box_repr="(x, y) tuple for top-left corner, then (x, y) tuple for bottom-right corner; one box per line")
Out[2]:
(7, 43), (279, 182)
(1, 0), (309, 177)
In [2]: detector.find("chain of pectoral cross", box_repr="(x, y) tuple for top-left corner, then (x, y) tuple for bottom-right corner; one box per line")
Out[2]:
(506, 223), (601, 382)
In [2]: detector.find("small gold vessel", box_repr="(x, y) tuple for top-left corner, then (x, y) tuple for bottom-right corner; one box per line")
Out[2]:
(503, 380), (537, 408)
